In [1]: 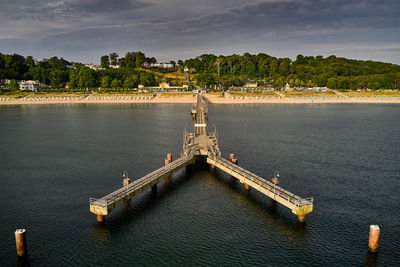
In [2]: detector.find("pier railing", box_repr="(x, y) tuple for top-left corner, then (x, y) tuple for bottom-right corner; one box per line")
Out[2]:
(208, 154), (313, 210)
(90, 154), (195, 214)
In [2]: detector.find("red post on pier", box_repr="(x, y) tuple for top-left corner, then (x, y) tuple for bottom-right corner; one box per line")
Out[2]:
(15, 229), (27, 257)
(167, 153), (172, 162)
(369, 225), (380, 252)
(230, 153), (238, 182)
(123, 172), (131, 206)
(123, 177), (130, 187)
(165, 153), (171, 184)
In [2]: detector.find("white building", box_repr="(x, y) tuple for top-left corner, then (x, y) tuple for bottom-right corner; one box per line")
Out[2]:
(142, 62), (175, 69)
(19, 80), (42, 91)
(85, 64), (105, 71)
(244, 82), (258, 88)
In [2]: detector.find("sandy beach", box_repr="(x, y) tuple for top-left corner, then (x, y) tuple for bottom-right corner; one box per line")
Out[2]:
(1, 93), (400, 105)
(204, 94), (400, 104)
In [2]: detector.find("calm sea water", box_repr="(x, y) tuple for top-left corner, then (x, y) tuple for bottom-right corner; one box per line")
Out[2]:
(0, 103), (399, 266)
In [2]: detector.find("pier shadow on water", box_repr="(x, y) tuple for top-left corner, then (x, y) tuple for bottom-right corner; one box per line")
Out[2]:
(90, 160), (204, 240)
(208, 167), (310, 241)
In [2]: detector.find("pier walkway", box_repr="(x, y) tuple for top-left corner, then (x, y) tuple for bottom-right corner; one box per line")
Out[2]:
(207, 154), (313, 217)
(90, 153), (196, 221)
(90, 93), (313, 223)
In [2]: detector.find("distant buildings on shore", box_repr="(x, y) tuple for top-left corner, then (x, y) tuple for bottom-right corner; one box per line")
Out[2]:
(138, 82), (188, 90)
(19, 80), (46, 91)
(142, 62), (175, 69)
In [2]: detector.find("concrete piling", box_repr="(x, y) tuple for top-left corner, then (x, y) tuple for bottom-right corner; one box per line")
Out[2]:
(368, 225), (380, 252)
(15, 229), (27, 257)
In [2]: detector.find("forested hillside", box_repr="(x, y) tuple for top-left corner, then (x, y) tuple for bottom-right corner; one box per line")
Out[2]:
(185, 53), (400, 89)
(1, 52), (399, 90)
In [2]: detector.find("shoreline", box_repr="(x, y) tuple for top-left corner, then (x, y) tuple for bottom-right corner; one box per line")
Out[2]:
(1, 94), (400, 105)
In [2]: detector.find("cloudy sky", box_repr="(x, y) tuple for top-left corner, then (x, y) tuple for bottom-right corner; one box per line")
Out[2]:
(0, 0), (399, 64)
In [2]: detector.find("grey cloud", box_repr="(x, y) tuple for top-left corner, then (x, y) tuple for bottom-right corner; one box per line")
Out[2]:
(0, 0), (399, 64)
(1, 0), (150, 22)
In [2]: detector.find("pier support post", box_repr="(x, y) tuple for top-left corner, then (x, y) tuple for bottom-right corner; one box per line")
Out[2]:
(368, 225), (380, 252)
(244, 183), (251, 192)
(152, 184), (157, 194)
(97, 215), (104, 223)
(210, 164), (215, 174)
(297, 214), (306, 223)
(15, 229), (27, 257)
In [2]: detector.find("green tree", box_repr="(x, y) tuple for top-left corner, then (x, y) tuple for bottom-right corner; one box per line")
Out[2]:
(69, 66), (96, 89)
(327, 78), (337, 89)
(101, 76), (112, 88)
(139, 72), (155, 86)
(306, 80), (314, 88)
(125, 52), (136, 68)
(111, 79), (122, 89)
(135, 52), (145, 67)
(101, 55), (110, 68)
(109, 53), (118, 66)
(9, 79), (19, 90)
(123, 75), (139, 88)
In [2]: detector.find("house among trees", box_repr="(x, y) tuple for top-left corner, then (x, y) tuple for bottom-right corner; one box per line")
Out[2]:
(19, 80), (44, 91)
(85, 64), (105, 71)
(244, 82), (258, 88)
(142, 62), (175, 69)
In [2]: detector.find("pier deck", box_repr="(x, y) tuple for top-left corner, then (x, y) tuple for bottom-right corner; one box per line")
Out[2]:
(206, 154), (313, 216)
(90, 154), (195, 216)
(90, 93), (313, 222)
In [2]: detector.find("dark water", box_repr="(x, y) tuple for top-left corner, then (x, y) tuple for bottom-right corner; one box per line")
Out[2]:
(0, 103), (399, 266)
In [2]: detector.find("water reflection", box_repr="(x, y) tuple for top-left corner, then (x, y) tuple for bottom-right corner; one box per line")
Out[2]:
(91, 224), (111, 244)
(365, 251), (378, 267)
(211, 168), (310, 242)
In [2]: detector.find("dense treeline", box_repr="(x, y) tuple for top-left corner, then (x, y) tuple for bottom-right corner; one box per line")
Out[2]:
(69, 64), (155, 90)
(1, 52), (399, 90)
(0, 52), (157, 91)
(184, 53), (400, 89)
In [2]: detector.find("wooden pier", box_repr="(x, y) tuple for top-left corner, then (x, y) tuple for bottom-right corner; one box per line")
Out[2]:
(90, 94), (313, 223)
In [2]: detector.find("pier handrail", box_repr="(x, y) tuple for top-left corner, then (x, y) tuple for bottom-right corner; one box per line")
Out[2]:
(208, 154), (313, 207)
(92, 154), (195, 209)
